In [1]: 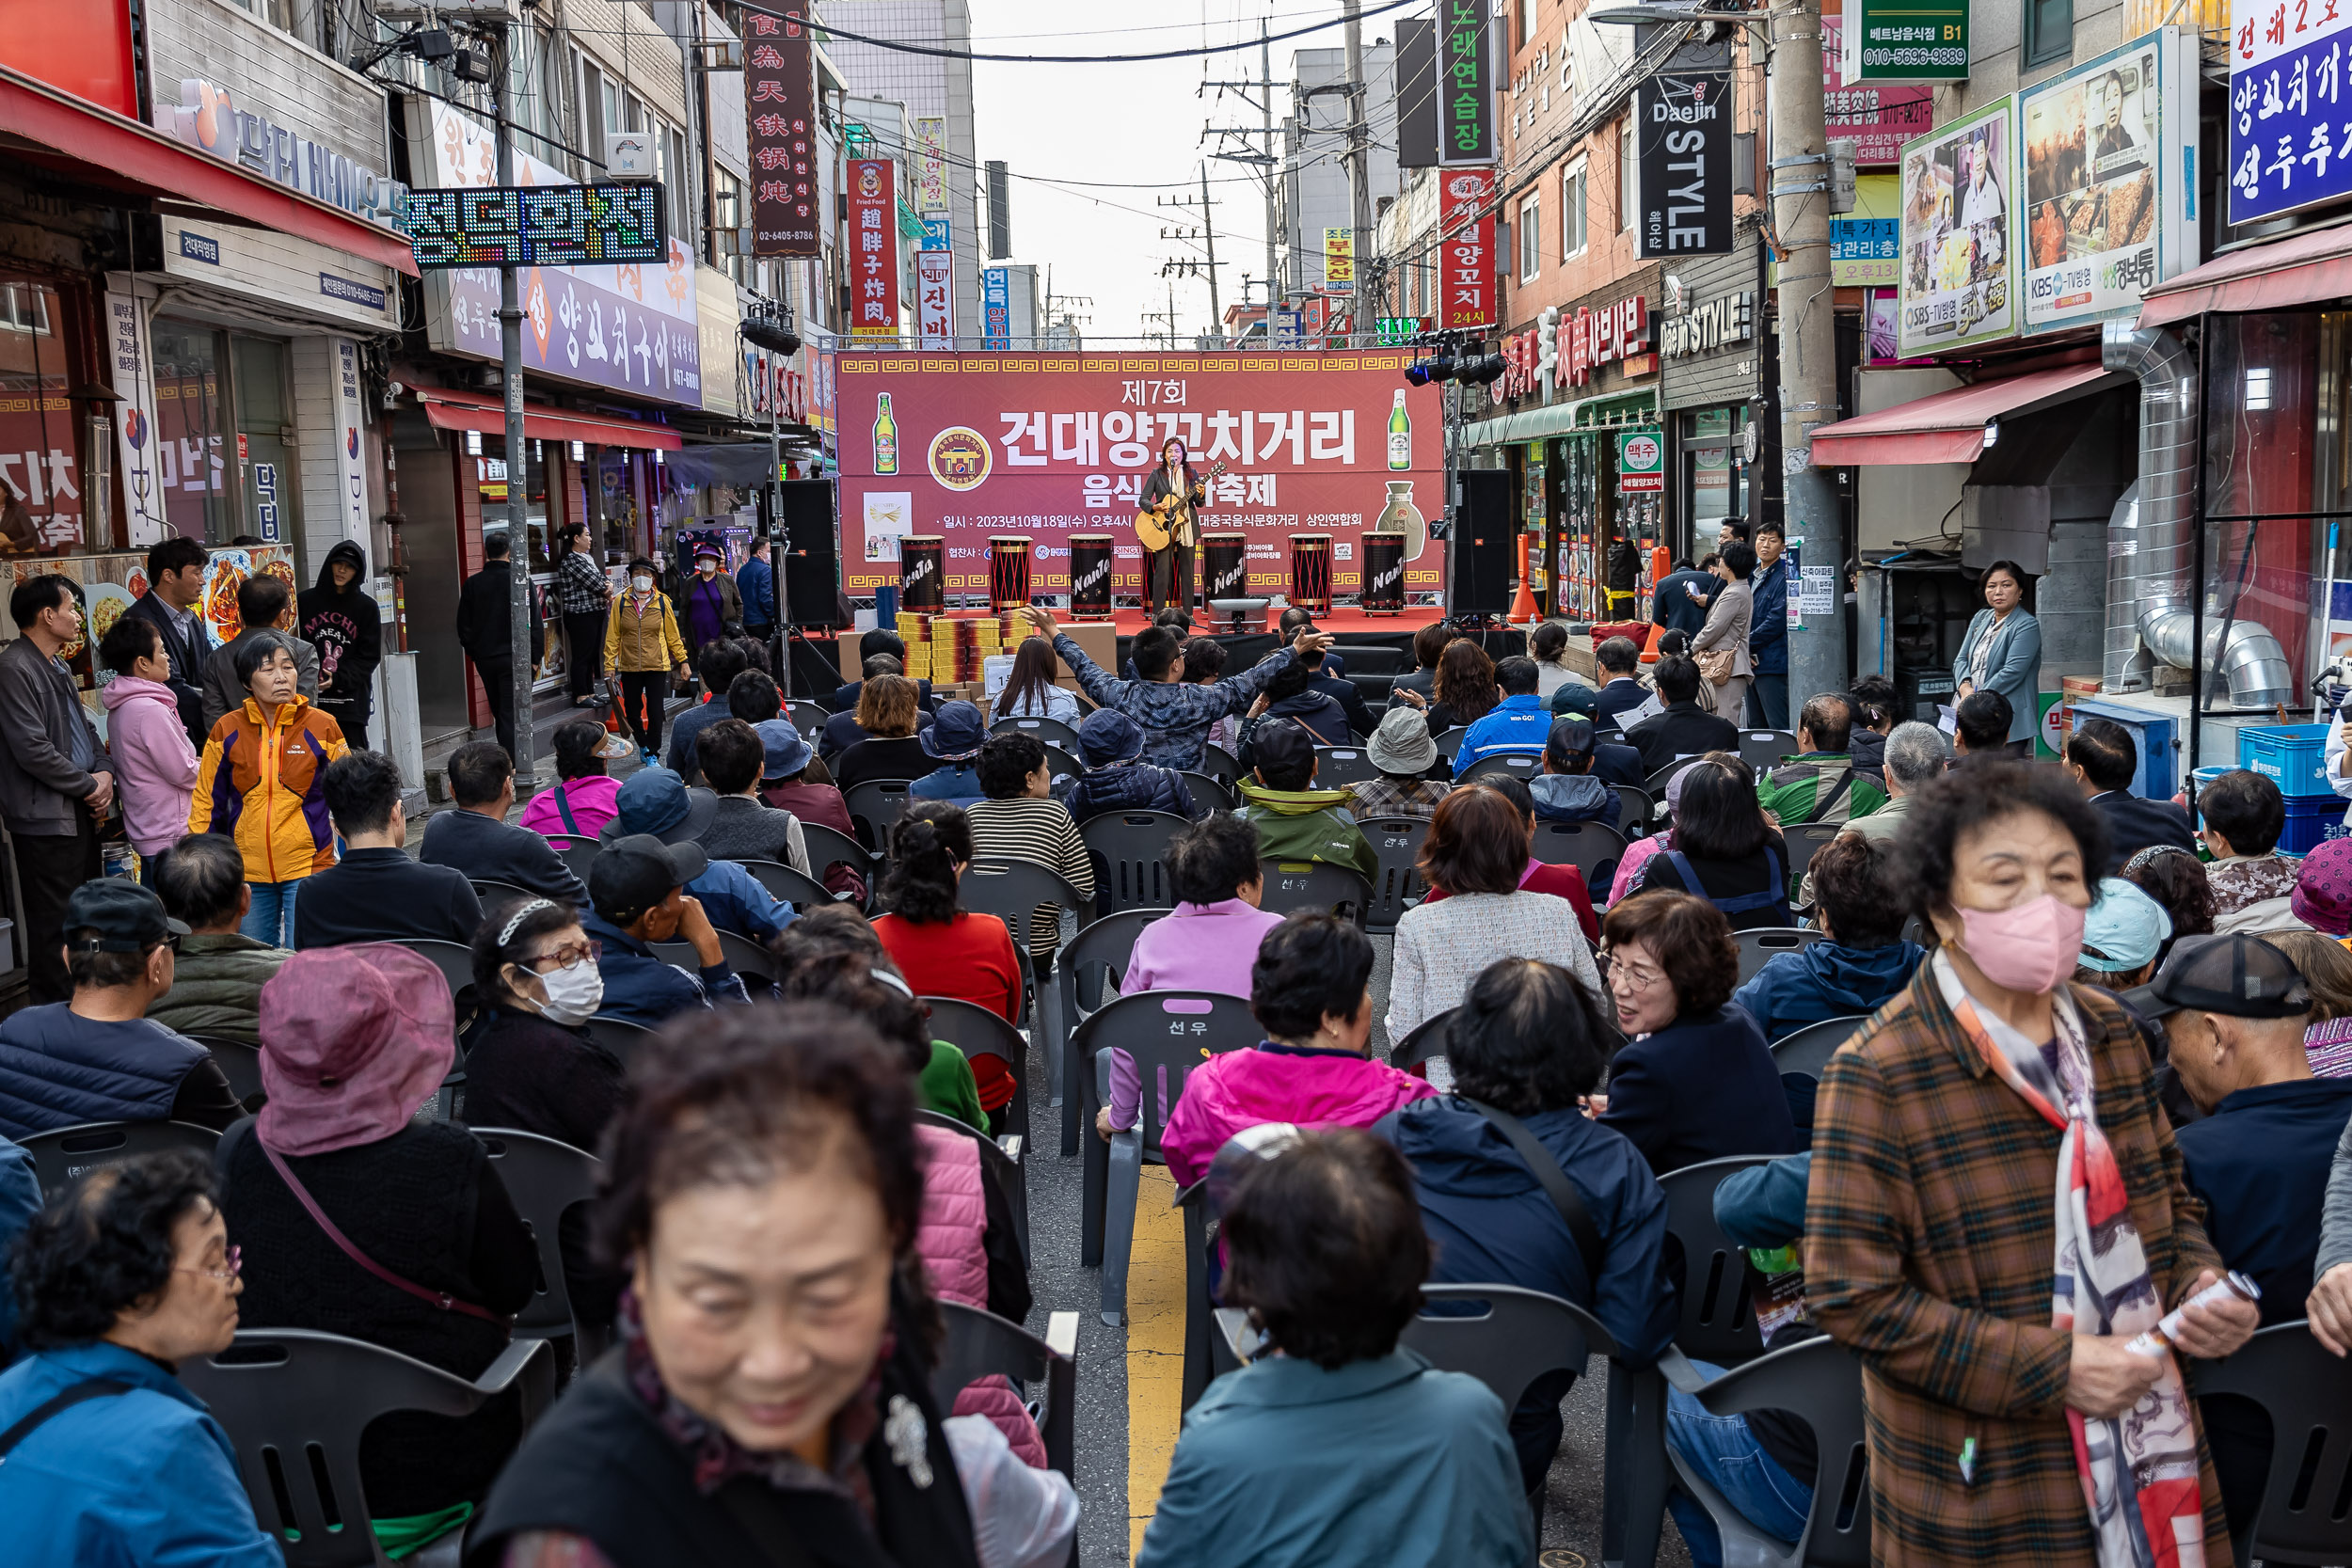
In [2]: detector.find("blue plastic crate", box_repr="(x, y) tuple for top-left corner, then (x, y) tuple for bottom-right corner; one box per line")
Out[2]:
(2238, 723), (2338, 800)
(2280, 796), (2348, 855)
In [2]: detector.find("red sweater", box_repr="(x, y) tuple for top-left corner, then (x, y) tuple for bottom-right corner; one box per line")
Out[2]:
(873, 911), (1023, 1111)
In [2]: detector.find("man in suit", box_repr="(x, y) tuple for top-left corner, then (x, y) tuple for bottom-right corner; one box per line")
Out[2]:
(1587, 636), (1649, 727)
(1650, 555), (1715, 641)
(2067, 716), (2197, 858)
(122, 536), (213, 749)
(1623, 654), (1740, 777)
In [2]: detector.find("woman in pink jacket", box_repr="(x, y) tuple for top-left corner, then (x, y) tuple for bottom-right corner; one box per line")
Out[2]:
(1161, 911), (1438, 1188)
(98, 614), (201, 884)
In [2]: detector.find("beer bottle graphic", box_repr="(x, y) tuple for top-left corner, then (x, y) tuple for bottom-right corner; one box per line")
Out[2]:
(875, 392), (898, 475)
(1387, 388), (1410, 470)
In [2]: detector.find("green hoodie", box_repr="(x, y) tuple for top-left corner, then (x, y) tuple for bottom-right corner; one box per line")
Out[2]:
(1237, 782), (1380, 883)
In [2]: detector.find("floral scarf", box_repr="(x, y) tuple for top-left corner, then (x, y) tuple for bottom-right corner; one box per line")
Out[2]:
(1935, 956), (2206, 1568)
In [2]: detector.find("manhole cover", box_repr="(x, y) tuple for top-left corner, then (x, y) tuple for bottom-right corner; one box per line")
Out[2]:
(1539, 1553), (1589, 1568)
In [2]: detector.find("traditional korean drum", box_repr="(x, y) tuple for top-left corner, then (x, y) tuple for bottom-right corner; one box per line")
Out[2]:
(1068, 533), (1115, 619)
(988, 535), (1031, 612)
(899, 535), (946, 613)
(1289, 533), (1332, 616)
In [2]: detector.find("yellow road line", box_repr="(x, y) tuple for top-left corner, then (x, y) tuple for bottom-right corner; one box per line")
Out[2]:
(1125, 1163), (1187, 1562)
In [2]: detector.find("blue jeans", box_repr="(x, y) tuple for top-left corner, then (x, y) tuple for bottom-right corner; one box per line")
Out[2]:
(241, 879), (300, 948)
(1665, 1359), (1813, 1568)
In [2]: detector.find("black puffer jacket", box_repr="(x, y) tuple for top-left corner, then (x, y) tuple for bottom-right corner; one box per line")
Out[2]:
(1058, 761), (1198, 823)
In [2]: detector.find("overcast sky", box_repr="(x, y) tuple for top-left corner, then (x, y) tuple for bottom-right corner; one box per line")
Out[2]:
(969, 0), (1375, 346)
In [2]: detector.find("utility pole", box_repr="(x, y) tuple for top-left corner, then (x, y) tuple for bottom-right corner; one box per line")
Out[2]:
(493, 21), (534, 788)
(1263, 20), (1279, 310)
(1200, 166), (1223, 341)
(1771, 0), (1844, 705)
(1340, 0), (1372, 348)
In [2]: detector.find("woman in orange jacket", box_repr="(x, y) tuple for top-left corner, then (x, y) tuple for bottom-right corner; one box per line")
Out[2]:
(187, 632), (349, 946)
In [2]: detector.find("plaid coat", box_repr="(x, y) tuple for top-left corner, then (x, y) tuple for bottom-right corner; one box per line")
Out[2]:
(1805, 964), (2232, 1568)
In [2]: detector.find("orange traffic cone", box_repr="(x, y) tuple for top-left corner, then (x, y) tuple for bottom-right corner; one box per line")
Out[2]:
(1510, 532), (1540, 624)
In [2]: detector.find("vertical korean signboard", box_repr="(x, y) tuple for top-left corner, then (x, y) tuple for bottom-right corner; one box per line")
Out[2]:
(1438, 0), (1494, 166)
(2228, 0), (2352, 223)
(1438, 166), (1496, 328)
(1323, 229), (1355, 293)
(745, 5), (818, 257)
(914, 117), (949, 213)
(1897, 95), (2017, 356)
(1633, 69), (1735, 258)
(848, 160), (900, 340)
(917, 250), (956, 348)
(982, 267), (1010, 346)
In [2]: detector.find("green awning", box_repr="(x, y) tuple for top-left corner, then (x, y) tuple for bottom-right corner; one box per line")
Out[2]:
(1462, 386), (1659, 448)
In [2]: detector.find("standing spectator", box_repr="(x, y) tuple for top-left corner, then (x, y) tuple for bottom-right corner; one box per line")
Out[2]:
(1952, 559), (2042, 754)
(199, 572), (318, 736)
(1454, 656), (1552, 768)
(0, 879), (240, 1137)
(1843, 721), (1944, 846)
(692, 717), (810, 870)
(551, 523), (611, 708)
(601, 555), (688, 764)
(1623, 655), (1740, 776)
(580, 835), (751, 1026)
(1731, 832), (1925, 1043)
(0, 1148), (280, 1566)
(516, 719), (624, 841)
(1386, 787), (1602, 1041)
(1634, 758), (1794, 929)
(1391, 621), (1452, 704)
(221, 946), (536, 1532)
(121, 534), (213, 747)
(991, 634), (1082, 724)
(1378, 957), (1677, 1492)
(1652, 554), (1715, 641)
(872, 804), (1025, 1124)
(1136, 1130), (1530, 1568)
(2197, 768), (2306, 933)
(1588, 635), (1648, 726)
(1057, 707), (1197, 823)
(1745, 521), (1791, 730)
(677, 541), (742, 667)
(418, 740), (587, 906)
(738, 532), (776, 641)
(908, 700), (990, 805)
(461, 895), (627, 1155)
(664, 637), (752, 784)
(1352, 705), (1448, 820)
(296, 540), (381, 750)
(188, 632), (347, 947)
(1691, 541), (1755, 723)
(965, 731), (1097, 965)
(1807, 763), (2254, 1568)
(756, 719), (866, 903)
(2066, 718), (2197, 857)
(294, 750), (483, 949)
(454, 531), (543, 764)
(834, 673), (938, 791)
(2268, 928), (2352, 1076)
(1756, 692), (1887, 827)
(1, 575), (113, 1004)
(1597, 891), (1799, 1174)
(96, 613), (199, 885)
(598, 768), (792, 942)
(146, 834), (288, 1049)
(1235, 720), (1378, 883)
(1027, 604), (1326, 770)
(1161, 913), (1438, 1187)
(1530, 717), (1620, 829)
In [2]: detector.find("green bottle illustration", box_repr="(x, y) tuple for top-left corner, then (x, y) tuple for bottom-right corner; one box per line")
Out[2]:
(875, 393), (898, 475)
(1387, 388), (1410, 469)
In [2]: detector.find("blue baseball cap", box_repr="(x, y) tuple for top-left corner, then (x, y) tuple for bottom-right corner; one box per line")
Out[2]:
(2077, 877), (2172, 974)
(921, 700), (987, 760)
(1077, 708), (1147, 767)
(599, 767), (719, 845)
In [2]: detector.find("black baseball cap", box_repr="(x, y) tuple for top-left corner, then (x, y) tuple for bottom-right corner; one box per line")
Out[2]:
(64, 879), (188, 953)
(1251, 718), (1317, 780)
(587, 833), (709, 924)
(2121, 933), (2312, 1021)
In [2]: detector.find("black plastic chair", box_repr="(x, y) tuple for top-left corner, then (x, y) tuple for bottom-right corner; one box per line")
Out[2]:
(1530, 819), (1629, 892)
(786, 697), (831, 736)
(1770, 1016), (1867, 1079)
(1043, 908), (1170, 1157)
(1784, 822), (1845, 884)
(18, 1119), (222, 1199)
(650, 927), (782, 988)
(1431, 725), (1471, 766)
(1197, 743), (1242, 786)
(581, 1013), (659, 1062)
(1080, 810), (1191, 914)
(549, 838), (600, 887)
(394, 938), (478, 1029)
(843, 778), (914, 851)
(1360, 814), (1431, 933)
(1612, 784), (1657, 833)
(191, 1035), (265, 1108)
(796, 820), (874, 907)
(1180, 770), (1236, 812)
(932, 1302), (1079, 1483)
(924, 994), (1031, 1138)
(1740, 730), (1801, 773)
(2193, 1320), (2352, 1568)
(1660, 1335), (1872, 1568)
(1661, 1154), (1783, 1366)
(474, 1127), (609, 1360)
(1735, 927), (1827, 985)
(991, 714), (1081, 752)
(1645, 756), (1707, 794)
(1457, 751), (1544, 785)
(736, 856), (844, 909)
(1388, 1006), (1455, 1073)
(181, 1329), (557, 1568)
(917, 1108), (1030, 1266)
(1312, 745), (1382, 788)
(962, 858), (1091, 955)
(1256, 858), (1373, 927)
(469, 877), (538, 907)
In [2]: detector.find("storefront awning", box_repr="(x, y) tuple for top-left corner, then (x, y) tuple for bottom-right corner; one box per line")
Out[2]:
(0, 65), (418, 277)
(1462, 387), (1657, 448)
(1807, 364), (2124, 466)
(415, 387), (684, 451)
(2138, 219), (2352, 325)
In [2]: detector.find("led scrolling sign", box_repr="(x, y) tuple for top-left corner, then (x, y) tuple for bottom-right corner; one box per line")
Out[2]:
(405, 184), (670, 270)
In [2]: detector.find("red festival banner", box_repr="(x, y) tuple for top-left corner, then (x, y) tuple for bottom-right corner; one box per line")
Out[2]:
(847, 160), (899, 338)
(834, 350), (1447, 600)
(1438, 166), (1497, 329)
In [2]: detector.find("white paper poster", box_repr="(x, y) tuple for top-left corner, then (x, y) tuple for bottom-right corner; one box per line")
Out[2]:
(105, 292), (168, 549)
(332, 338), (369, 546)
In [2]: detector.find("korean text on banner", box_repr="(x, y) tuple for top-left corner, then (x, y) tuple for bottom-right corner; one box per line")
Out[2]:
(1438, 0), (1495, 166)
(1897, 94), (2018, 356)
(849, 159), (901, 339)
(745, 5), (820, 257)
(914, 118), (949, 213)
(1439, 166), (1497, 329)
(1821, 0), (1935, 164)
(1634, 69), (1734, 258)
(2227, 0), (2352, 223)
(1841, 0), (1970, 82)
(917, 250), (956, 349)
(1324, 229), (1355, 292)
(982, 267), (1010, 347)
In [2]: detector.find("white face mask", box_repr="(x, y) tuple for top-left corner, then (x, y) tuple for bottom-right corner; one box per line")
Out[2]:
(631, 574), (654, 593)
(532, 958), (605, 1026)
(697, 560), (718, 575)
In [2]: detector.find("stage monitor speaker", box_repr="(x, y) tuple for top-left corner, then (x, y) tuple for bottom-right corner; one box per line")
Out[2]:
(1449, 469), (1516, 618)
(776, 478), (847, 627)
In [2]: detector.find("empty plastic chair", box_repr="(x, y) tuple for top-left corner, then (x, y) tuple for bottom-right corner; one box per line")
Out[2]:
(1613, 784), (1657, 833)
(1784, 823), (1845, 884)
(843, 778), (914, 851)
(1769, 1016), (1867, 1080)
(1740, 731), (1801, 773)
(1530, 821), (1629, 890)
(1361, 815), (1432, 933)
(961, 858), (1091, 955)
(990, 714), (1081, 752)
(473, 1127), (608, 1360)
(1255, 859), (1373, 927)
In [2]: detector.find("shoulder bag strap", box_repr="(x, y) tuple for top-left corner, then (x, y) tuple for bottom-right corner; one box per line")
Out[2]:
(1805, 767), (1855, 824)
(553, 782), (580, 836)
(260, 1141), (510, 1324)
(0, 1379), (133, 1458)
(1459, 1098), (1606, 1284)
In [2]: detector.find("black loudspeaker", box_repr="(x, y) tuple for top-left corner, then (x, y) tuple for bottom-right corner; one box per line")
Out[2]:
(1449, 469), (1516, 618)
(775, 479), (847, 627)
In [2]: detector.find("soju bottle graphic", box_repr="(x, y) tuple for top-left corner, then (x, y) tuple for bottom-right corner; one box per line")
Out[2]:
(875, 393), (898, 475)
(1387, 388), (1410, 469)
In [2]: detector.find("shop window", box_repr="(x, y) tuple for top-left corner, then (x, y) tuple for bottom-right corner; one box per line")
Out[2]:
(2203, 311), (2321, 705)
(1563, 163), (1588, 259)
(232, 337), (295, 550)
(0, 278), (82, 551)
(2024, 0), (2071, 68)
(1519, 195), (1542, 280)
(1682, 408), (1750, 551)
(150, 320), (231, 547)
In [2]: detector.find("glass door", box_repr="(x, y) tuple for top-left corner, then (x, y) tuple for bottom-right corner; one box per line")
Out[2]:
(150, 319), (231, 545)
(231, 336), (296, 547)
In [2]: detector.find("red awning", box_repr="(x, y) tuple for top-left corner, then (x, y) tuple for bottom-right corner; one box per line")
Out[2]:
(0, 65), (418, 278)
(1806, 364), (2125, 467)
(415, 387), (683, 451)
(2138, 219), (2352, 325)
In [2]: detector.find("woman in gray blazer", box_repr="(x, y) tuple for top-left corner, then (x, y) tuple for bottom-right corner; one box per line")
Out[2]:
(1953, 559), (2042, 754)
(1692, 541), (1756, 721)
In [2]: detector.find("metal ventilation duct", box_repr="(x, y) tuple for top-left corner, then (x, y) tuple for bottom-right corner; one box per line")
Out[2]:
(2100, 323), (2295, 707)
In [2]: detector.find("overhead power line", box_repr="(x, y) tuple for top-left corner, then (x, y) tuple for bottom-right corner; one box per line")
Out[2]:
(736, 0), (1422, 64)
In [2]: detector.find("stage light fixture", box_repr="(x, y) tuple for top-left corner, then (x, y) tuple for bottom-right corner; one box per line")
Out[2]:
(1455, 354), (1507, 387)
(742, 317), (801, 356)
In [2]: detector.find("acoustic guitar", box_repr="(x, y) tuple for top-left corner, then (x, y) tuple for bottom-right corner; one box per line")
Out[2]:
(1134, 460), (1228, 552)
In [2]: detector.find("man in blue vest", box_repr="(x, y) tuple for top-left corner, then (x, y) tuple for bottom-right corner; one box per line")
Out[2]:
(1747, 521), (1792, 731)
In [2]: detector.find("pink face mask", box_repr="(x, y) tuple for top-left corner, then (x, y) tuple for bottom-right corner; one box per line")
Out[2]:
(1955, 894), (2086, 995)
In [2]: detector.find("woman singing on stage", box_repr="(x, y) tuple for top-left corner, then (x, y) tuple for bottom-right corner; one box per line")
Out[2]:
(1139, 437), (1208, 613)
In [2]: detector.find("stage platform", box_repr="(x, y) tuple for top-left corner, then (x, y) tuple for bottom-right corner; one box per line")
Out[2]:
(1090, 604), (1447, 638)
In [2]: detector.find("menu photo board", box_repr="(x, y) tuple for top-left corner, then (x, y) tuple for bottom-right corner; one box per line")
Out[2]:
(1897, 95), (2017, 357)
